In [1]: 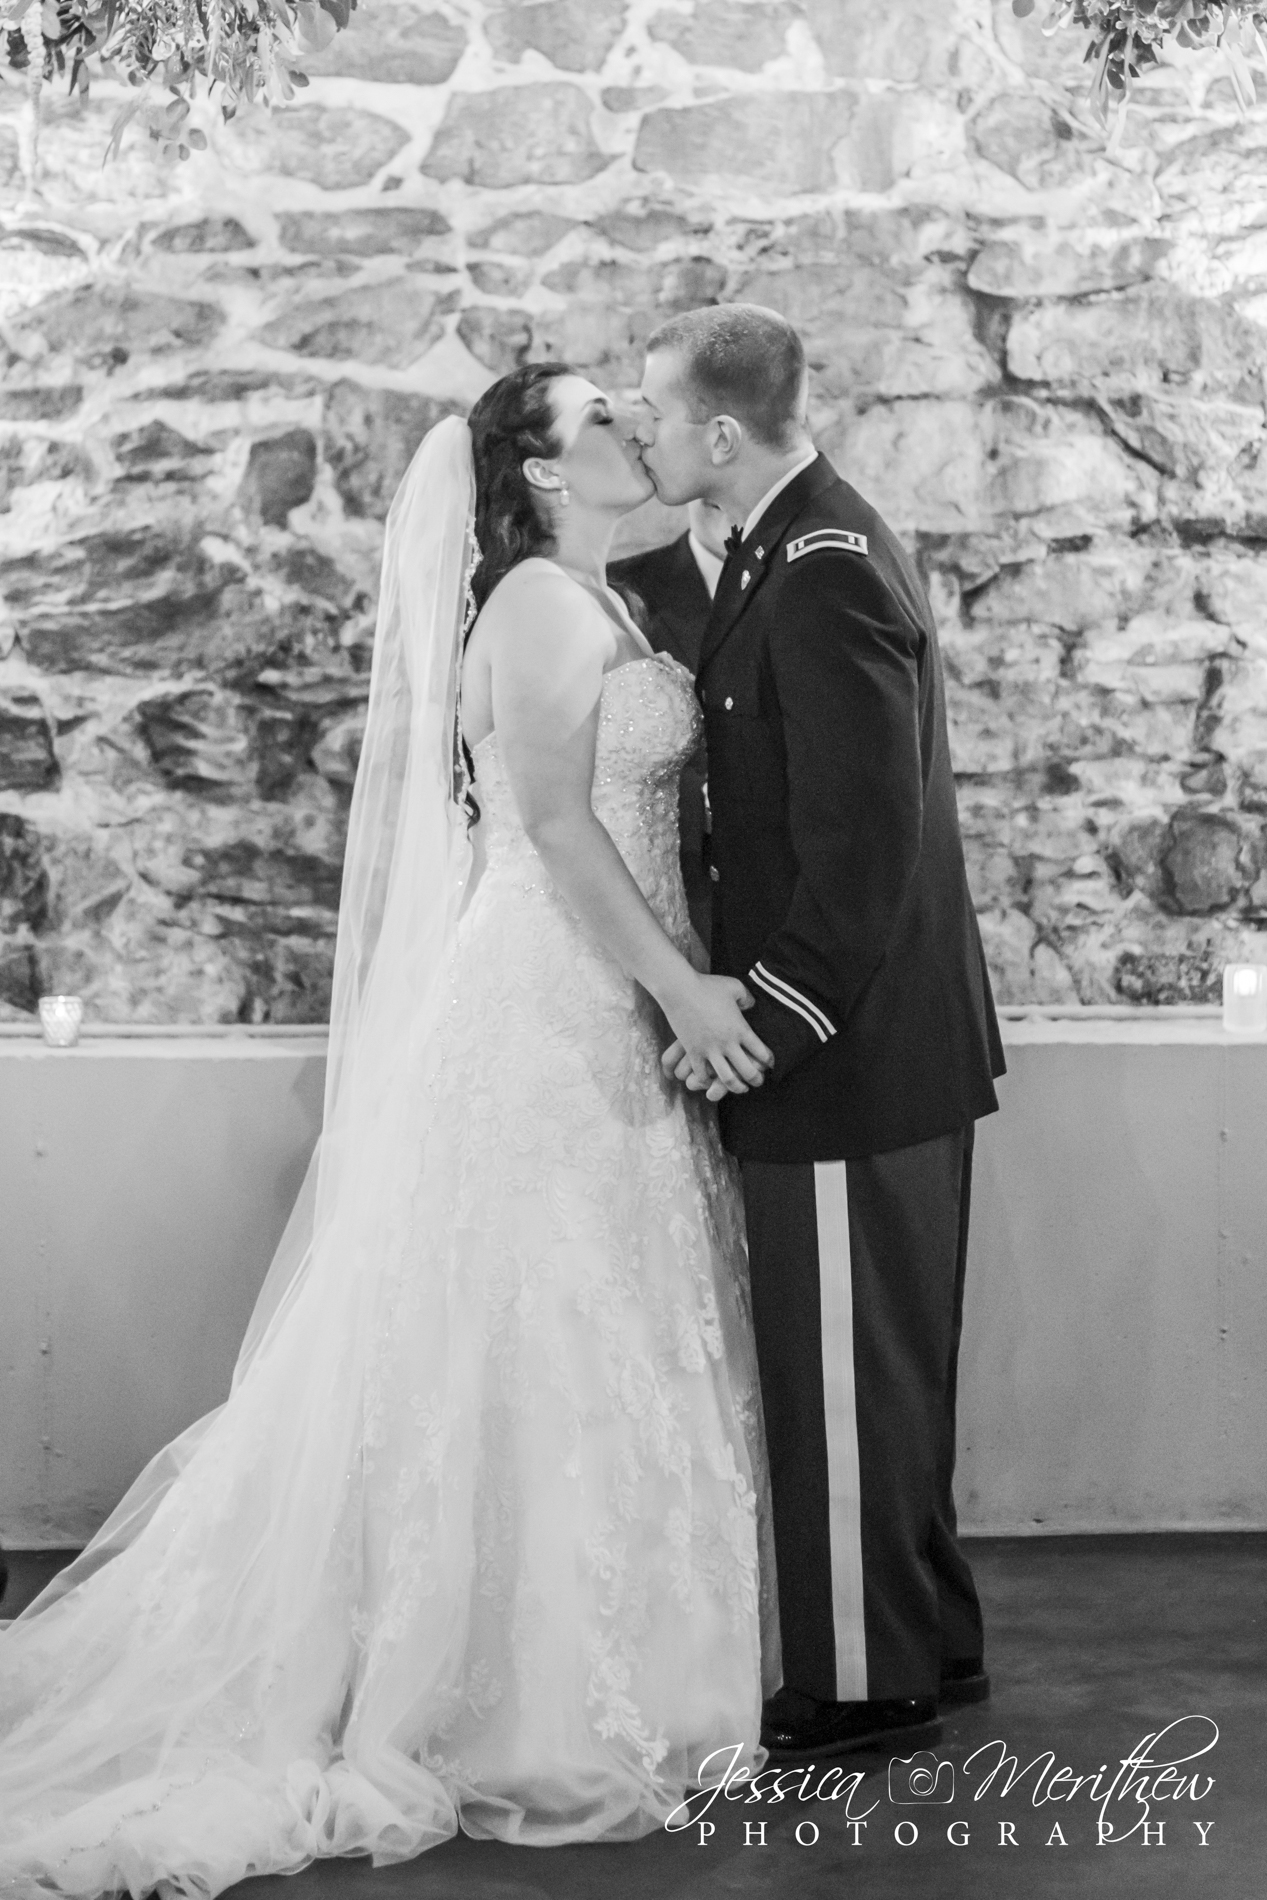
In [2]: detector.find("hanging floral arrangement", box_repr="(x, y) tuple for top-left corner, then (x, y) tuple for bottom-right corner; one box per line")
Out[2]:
(1015, 0), (1267, 112)
(0, 0), (355, 169)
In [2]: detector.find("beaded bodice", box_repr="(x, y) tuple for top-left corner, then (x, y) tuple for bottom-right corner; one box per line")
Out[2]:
(469, 652), (701, 942)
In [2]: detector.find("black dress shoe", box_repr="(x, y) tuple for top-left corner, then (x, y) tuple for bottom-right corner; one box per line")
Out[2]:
(761, 1687), (941, 1760)
(939, 1657), (990, 1706)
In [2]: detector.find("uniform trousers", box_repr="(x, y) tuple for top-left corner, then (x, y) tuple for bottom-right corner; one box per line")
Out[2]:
(742, 1124), (983, 1704)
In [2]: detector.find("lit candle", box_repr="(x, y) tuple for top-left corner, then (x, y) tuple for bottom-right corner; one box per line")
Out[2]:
(1222, 965), (1267, 1034)
(38, 995), (84, 1048)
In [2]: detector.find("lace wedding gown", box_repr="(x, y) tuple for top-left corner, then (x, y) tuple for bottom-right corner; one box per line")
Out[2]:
(0, 649), (774, 1898)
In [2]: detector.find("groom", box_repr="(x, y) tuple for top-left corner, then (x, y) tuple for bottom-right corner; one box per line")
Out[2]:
(636, 305), (1006, 1758)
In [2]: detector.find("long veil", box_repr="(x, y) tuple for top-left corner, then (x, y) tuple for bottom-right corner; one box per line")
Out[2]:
(11, 417), (478, 1615)
(0, 408), (777, 1894)
(0, 419), (482, 1882)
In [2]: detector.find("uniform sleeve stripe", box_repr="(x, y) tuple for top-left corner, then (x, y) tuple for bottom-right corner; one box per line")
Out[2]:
(787, 530), (868, 562)
(749, 966), (831, 1044)
(753, 962), (837, 1038)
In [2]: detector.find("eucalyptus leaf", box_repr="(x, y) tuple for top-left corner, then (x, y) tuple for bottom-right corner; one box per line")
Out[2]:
(293, 0), (336, 53)
(1049, 1), (1267, 116)
(103, 93), (139, 163)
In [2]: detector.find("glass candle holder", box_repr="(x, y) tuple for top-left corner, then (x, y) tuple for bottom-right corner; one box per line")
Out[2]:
(1222, 965), (1267, 1034)
(38, 994), (84, 1048)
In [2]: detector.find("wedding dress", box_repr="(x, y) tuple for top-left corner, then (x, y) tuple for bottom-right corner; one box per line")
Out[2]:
(0, 600), (774, 1892)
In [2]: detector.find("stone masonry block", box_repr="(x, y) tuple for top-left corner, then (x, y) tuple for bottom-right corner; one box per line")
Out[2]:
(1008, 284), (1267, 403)
(634, 93), (854, 194)
(302, 1), (467, 82)
(0, 690), (59, 792)
(805, 0), (980, 87)
(322, 383), (463, 520)
(967, 237), (1171, 300)
(457, 306), (534, 374)
(258, 282), (453, 369)
(648, 2), (799, 72)
(487, 0), (626, 73)
(277, 211), (451, 258)
(17, 286), (222, 367)
(422, 84), (611, 187)
(239, 432), (319, 528)
(472, 212), (580, 254)
(220, 106), (409, 190)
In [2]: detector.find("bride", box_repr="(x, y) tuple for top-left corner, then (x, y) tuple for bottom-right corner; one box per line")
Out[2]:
(0, 363), (779, 1898)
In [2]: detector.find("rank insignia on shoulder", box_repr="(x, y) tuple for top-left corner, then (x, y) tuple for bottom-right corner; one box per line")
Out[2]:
(786, 530), (869, 562)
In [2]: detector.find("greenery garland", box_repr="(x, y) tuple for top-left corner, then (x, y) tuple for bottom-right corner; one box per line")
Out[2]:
(0, 0), (355, 165)
(1, 0), (1263, 176)
(1015, 0), (1267, 110)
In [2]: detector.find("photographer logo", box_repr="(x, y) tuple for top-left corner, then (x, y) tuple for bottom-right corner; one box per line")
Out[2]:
(664, 1717), (1219, 1851)
(889, 1751), (955, 1805)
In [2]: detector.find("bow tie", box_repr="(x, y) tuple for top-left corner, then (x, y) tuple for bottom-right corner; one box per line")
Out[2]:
(723, 525), (743, 558)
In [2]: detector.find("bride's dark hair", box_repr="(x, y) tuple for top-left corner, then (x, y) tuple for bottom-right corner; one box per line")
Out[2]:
(468, 361), (576, 612)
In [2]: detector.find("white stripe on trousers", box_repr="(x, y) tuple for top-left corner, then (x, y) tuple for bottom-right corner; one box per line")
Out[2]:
(813, 1160), (868, 1701)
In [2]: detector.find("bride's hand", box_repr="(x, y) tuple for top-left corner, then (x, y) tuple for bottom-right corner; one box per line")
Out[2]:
(659, 976), (773, 1101)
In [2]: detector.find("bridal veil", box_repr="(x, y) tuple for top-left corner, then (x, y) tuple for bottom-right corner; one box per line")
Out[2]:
(0, 411), (769, 1896)
(0, 419), (486, 1888)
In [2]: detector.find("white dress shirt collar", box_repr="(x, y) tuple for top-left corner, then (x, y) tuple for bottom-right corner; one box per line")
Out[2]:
(741, 448), (819, 543)
(687, 531), (724, 599)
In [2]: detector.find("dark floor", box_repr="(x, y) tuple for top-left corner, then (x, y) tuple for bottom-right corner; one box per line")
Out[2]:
(3, 1535), (1263, 1899)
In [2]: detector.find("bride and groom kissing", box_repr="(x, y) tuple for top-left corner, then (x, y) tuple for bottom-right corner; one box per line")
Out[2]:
(0, 304), (1005, 1896)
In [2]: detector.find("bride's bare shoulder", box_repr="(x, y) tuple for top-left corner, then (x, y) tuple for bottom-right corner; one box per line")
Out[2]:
(482, 557), (571, 606)
(470, 559), (613, 730)
(477, 559), (611, 663)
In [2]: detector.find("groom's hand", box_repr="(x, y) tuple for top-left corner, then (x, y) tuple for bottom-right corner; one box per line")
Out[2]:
(661, 1043), (715, 1097)
(663, 1041), (745, 1102)
(685, 1059), (737, 1104)
(660, 977), (774, 1102)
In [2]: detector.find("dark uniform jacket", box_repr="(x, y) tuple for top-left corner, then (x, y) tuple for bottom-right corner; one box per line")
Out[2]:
(700, 452), (1005, 1163)
(609, 532), (713, 948)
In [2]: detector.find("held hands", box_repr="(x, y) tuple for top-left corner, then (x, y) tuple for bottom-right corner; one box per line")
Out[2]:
(660, 974), (774, 1105)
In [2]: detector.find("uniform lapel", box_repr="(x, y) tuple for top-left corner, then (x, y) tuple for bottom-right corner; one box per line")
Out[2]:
(699, 454), (841, 674)
(651, 535), (713, 674)
(668, 535), (713, 667)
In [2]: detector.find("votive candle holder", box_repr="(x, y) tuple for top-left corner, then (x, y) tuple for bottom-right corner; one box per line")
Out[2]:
(1222, 965), (1267, 1034)
(38, 995), (84, 1048)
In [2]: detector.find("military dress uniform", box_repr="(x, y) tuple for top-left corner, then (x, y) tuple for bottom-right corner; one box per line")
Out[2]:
(699, 452), (1006, 1708)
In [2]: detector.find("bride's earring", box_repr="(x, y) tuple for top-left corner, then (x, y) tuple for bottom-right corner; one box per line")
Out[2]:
(558, 482), (570, 507)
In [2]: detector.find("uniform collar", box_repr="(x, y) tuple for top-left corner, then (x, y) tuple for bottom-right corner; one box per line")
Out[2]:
(699, 453), (841, 673)
(688, 530), (724, 599)
(740, 448), (819, 542)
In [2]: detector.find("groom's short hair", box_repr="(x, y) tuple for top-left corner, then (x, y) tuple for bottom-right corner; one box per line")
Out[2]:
(646, 304), (806, 449)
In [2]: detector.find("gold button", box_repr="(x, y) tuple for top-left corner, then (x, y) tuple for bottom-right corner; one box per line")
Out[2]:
(724, 696), (734, 710)
(709, 866), (720, 883)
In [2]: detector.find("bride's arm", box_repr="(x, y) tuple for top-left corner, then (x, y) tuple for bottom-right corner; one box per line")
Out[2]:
(486, 567), (771, 1096)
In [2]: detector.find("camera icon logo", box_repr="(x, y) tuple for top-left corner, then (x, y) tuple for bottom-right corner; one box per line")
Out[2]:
(888, 1751), (955, 1805)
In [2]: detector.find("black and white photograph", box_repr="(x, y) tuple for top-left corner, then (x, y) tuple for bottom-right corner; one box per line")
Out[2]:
(0, 2), (1262, 1896)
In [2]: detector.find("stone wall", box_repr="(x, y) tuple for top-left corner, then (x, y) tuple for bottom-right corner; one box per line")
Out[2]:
(3, 0), (1267, 1021)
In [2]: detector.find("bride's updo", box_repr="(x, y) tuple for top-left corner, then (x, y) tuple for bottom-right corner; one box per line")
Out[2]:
(468, 360), (576, 612)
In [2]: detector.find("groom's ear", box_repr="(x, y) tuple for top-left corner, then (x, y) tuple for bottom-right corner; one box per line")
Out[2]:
(708, 416), (743, 466)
